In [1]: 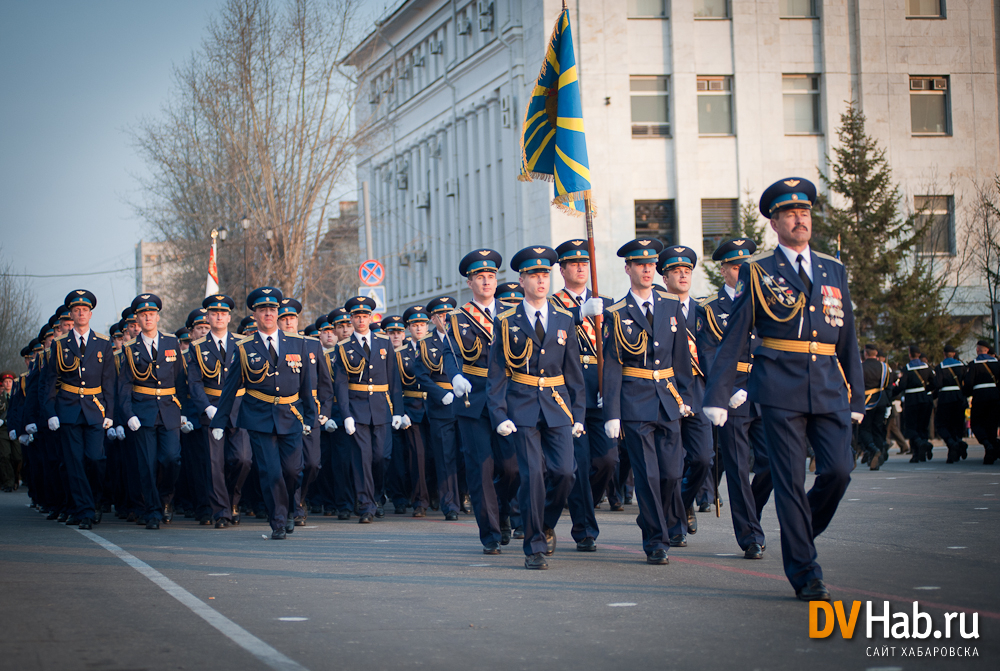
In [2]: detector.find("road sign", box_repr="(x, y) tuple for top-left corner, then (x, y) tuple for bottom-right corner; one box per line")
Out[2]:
(358, 286), (386, 313)
(358, 259), (385, 286)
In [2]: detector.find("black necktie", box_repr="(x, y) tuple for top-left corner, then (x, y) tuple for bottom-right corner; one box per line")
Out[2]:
(796, 254), (812, 294)
(151, 342), (157, 361)
(534, 311), (545, 342)
(363, 337), (371, 359)
(79, 335), (86, 356)
(267, 337), (277, 365)
(643, 302), (653, 326)
(484, 306), (492, 320)
(218, 339), (225, 355)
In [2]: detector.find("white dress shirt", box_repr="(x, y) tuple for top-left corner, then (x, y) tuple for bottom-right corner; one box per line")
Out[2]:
(473, 299), (498, 319)
(260, 331), (280, 358)
(724, 284), (737, 301)
(140, 332), (159, 359)
(354, 331), (372, 353)
(630, 290), (655, 316)
(680, 296), (692, 320)
(73, 328), (91, 350)
(777, 243), (813, 282)
(525, 300), (549, 333)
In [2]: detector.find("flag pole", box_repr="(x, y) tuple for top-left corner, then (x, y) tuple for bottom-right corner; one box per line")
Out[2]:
(584, 196), (603, 393)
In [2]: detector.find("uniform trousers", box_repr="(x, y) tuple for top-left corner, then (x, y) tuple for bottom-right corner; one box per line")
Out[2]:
(205, 426), (250, 520)
(59, 422), (106, 521)
(719, 412), (771, 550)
(426, 416), (458, 514)
(41, 431), (67, 513)
(669, 412), (714, 537)
(294, 429), (321, 517)
(246, 430), (302, 530)
(402, 419), (431, 510)
(387, 428), (409, 509)
(902, 400), (933, 458)
(858, 407), (888, 461)
(512, 421), (575, 556)
(331, 430), (355, 514)
(133, 423), (181, 521)
(759, 405), (853, 591)
(934, 401), (966, 452)
(457, 411), (518, 546)
(350, 422), (387, 516)
(566, 408), (618, 542)
(970, 399), (999, 462)
(622, 406), (684, 555)
(179, 428), (210, 519)
(315, 431), (336, 511)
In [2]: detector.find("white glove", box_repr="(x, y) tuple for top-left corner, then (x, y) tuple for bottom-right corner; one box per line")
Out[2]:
(211, 428), (225, 441)
(8, 430), (16, 441)
(441, 392), (454, 406)
(729, 389), (748, 409)
(302, 425), (312, 436)
(107, 428), (117, 440)
(115, 425), (125, 440)
(318, 415), (328, 425)
(703, 407), (728, 427)
(572, 422), (585, 438)
(0, 419), (4, 428)
(892, 400), (902, 413)
(102, 418), (114, 430)
(391, 415), (404, 430)
(580, 297), (604, 318)
(597, 392), (603, 409)
(25, 423), (37, 435)
(452, 374), (473, 397)
(28, 434), (34, 443)
(19, 434), (29, 445)
(127, 416), (141, 432)
(205, 406), (217, 420)
(401, 414), (412, 429)
(324, 419), (338, 432)
(180, 421), (193, 434)
(680, 404), (694, 417)
(884, 407), (891, 419)
(496, 419), (517, 436)
(180, 415), (187, 426)
(604, 419), (621, 439)
(47, 416), (60, 431)
(344, 417), (356, 435)
(851, 412), (865, 424)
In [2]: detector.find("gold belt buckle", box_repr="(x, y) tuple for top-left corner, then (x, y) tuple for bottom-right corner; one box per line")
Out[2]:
(808, 342), (819, 354)
(583, 355), (591, 364)
(653, 370), (661, 380)
(155, 389), (162, 396)
(367, 384), (374, 392)
(537, 377), (546, 387)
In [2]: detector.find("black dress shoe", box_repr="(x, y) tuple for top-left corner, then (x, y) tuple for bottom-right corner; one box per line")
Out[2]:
(200, 516), (213, 525)
(698, 502), (712, 513)
(524, 553), (548, 570)
(78, 519), (93, 530)
(646, 549), (668, 565)
(576, 537), (597, 552)
(461, 495), (472, 513)
(65, 517), (81, 526)
(57, 512), (68, 523)
(93, 509), (103, 524)
(483, 542), (501, 555)
(796, 578), (831, 602)
(145, 520), (160, 530)
(429, 498), (440, 511)
(338, 510), (351, 520)
(444, 511), (459, 521)
(610, 502), (625, 512)
(744, 543), (764, 559)
(374, 505), (385, 519)
(294, 516), (306, 526)
(395, 505), (407, 515)
(686, 506), (698, 534)
(285, 519), (295, 534)
(46, 510), (59, 520)
(668, 534), (687, 547)
(412, 506), (426, 518)
(163, 503), (174, 524)
(500, 526), (512, 546)
(323, 509), (335, 516)
(271, 528), (286, 540)
(358, 513), (374, 524)
(215, 518), (230, 529)
(126, 512), (138, 523)
(512, 527), (525, 540)
(544, 528), (556, 556)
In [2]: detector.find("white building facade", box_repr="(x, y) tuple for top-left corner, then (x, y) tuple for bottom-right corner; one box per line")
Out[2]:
(346, 0), (999, 321)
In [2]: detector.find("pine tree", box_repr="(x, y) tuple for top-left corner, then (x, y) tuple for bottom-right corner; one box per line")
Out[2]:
(812, 103), (965, 362)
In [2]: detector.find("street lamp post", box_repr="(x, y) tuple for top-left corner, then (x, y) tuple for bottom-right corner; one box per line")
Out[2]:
(241, 216), (250, 304)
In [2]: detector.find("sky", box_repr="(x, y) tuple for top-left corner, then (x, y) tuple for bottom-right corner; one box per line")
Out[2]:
(0, 0), (392, 335)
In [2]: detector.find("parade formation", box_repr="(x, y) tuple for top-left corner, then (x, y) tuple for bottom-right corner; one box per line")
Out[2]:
(2, 177), (998, 605)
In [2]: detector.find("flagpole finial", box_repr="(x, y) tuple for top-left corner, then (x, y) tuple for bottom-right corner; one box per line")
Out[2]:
(211, 228), (219, 240)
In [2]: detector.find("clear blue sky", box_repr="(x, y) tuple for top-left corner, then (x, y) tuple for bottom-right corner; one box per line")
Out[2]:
(0, 0), (390, 334)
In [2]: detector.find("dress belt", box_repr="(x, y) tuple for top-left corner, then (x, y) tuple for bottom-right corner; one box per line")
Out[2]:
(736, 362), (752, 373)
(204, 388), (245, 397)
(348, 383), (389, 393)
(435, 382), (454, 390)
(621, 366), (675, 381)
(246, 390), (299, 404)
(403, 390), (427, 399)
(509, 373), (565, 388)
(761, 337), (836, 356)
(133, 386), (176, 397)
(59, 383), (101, 395)
(973, 383), (996, 390)
(939, 385), (961, 392)
(462, 364), (488, 377)
(905, 387), (926, 393)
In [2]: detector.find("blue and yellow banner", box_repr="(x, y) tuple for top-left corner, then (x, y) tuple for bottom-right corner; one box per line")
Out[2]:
(518, 5), (592, 216)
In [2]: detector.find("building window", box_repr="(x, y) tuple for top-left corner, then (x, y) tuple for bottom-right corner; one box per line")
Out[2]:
(701, 199), (738, 256)
(916, 195), (955, 255)
(631, 76), (670, 137)
(635, 200), (677, 247)
(906, 0), (943, 17)
(627, 0), (667, 18)
(910, 76), (949, 134)
(694, 0), (728, 18)
(780, 0), (816, 17)
(697, 76), (733, 135)
(783, 75), (821, 133)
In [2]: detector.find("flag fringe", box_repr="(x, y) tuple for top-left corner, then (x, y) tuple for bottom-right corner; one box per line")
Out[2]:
(518, 10), (565, 182)
(552, 189), (596, 217)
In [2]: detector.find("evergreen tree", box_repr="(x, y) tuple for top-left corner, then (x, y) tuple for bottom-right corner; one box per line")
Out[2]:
(812, 103), (965, 361)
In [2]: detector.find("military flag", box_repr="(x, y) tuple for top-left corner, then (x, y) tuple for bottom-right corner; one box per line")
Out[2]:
(205, 230), (220, 298)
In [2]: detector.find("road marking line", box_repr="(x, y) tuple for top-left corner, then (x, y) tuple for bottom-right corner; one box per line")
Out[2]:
(76, 529), (309, 671)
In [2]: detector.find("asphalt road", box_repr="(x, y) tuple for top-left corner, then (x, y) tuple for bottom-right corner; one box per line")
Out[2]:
(2, 442), (998, 671)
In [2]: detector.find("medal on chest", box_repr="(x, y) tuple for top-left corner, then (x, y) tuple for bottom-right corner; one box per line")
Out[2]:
(285, 353), (302, 373)
(821, 286), (844, 327)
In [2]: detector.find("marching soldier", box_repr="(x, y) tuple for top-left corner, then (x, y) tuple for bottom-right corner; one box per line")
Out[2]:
(858, 344), (892, 470)
(935, 344), (969, 463)
(1, 372), (19, 492)
(699, 237), (772, 559)
(497, 282), (524, 303)
(426, 295), (467, 514)
(443, 249), (520, 553)
(550, 239), (615, 552)
(603, 238), (693, 565)
(313, 314), (341, 516)
(211, 287), (316, 539)
(175, 310), (208, 523)
(328, 307), (356, 519)
(119, 294), (185, 529)
(382, 314), (414, 514)
(901, 345), (935, 462)
(395, 307), (433, 517)
(487, 246), (585, 568)
(964, 341), (999, 464)
(333, 296), (406, 523)
(703, 178), (864, 601)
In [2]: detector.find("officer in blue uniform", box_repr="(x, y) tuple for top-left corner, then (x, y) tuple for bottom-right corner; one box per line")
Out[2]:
(395, 307), (432, 517)
(119, 294), (186, 529)
(443, 249), (520, 553)
(381, 314), (413, 514)
(497, 282), (524, 302)
(703, 177), (864, 601)
(211, 287), (316, 539)
(699, 237), (772, 558)
(237, 315), (257, 336)
(657, 245), (714, 547)
(313, 313), (341, 516)
(327, 307), (356, 518)
(603, 238), (693, 565)
(333, 295), (405, 523)
(550, 239), (617, 551)
(487, 246), (585, 568)
(40, 290), (116, 529)
(934, 344), (968, 463)
(900, 345), (936, 462)
(965, 340), (999, 464)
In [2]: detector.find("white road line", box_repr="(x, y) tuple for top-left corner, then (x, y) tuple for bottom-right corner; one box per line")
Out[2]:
(77, 529), (309, 671)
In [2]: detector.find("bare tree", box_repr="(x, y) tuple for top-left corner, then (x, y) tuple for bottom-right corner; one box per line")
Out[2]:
(968, 177), (1000, 343)
(0, 249), (39, 373)
(130, 0), (364, 327)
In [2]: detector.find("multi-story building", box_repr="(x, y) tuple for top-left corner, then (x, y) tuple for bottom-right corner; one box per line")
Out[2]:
(135, 241), (178, 296)
(345, 0), (999, 339)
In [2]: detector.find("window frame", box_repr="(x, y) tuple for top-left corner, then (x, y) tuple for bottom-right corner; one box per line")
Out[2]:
(630, 75), (671, 138)
(701, 198), (739, 257)
(782, 74), (822, 135)
(627, 0), (669, 19)
(905, 0), (945, 19)
(693, 0), (729, 20)
(915, 195), (956, 256)
(696, 75), (734, 136)
(634, 200), (678, 248)
(779, 0), (818, 19)
(909, 75), (951, 136)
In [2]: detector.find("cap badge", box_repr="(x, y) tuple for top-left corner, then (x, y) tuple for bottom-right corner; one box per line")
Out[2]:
(638, 240), (650, 246)
(733, 240), (745, 246)
(262, 289), (272, 294)
(76, 290), (85, 295)
(532, 247), (546, 254)
(783, 179), (800, 187)
(674, 247), (684, 253)
(478, 250), (491, 256)
(572, 240), (582, 246)
(140, 294), (150, 299)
